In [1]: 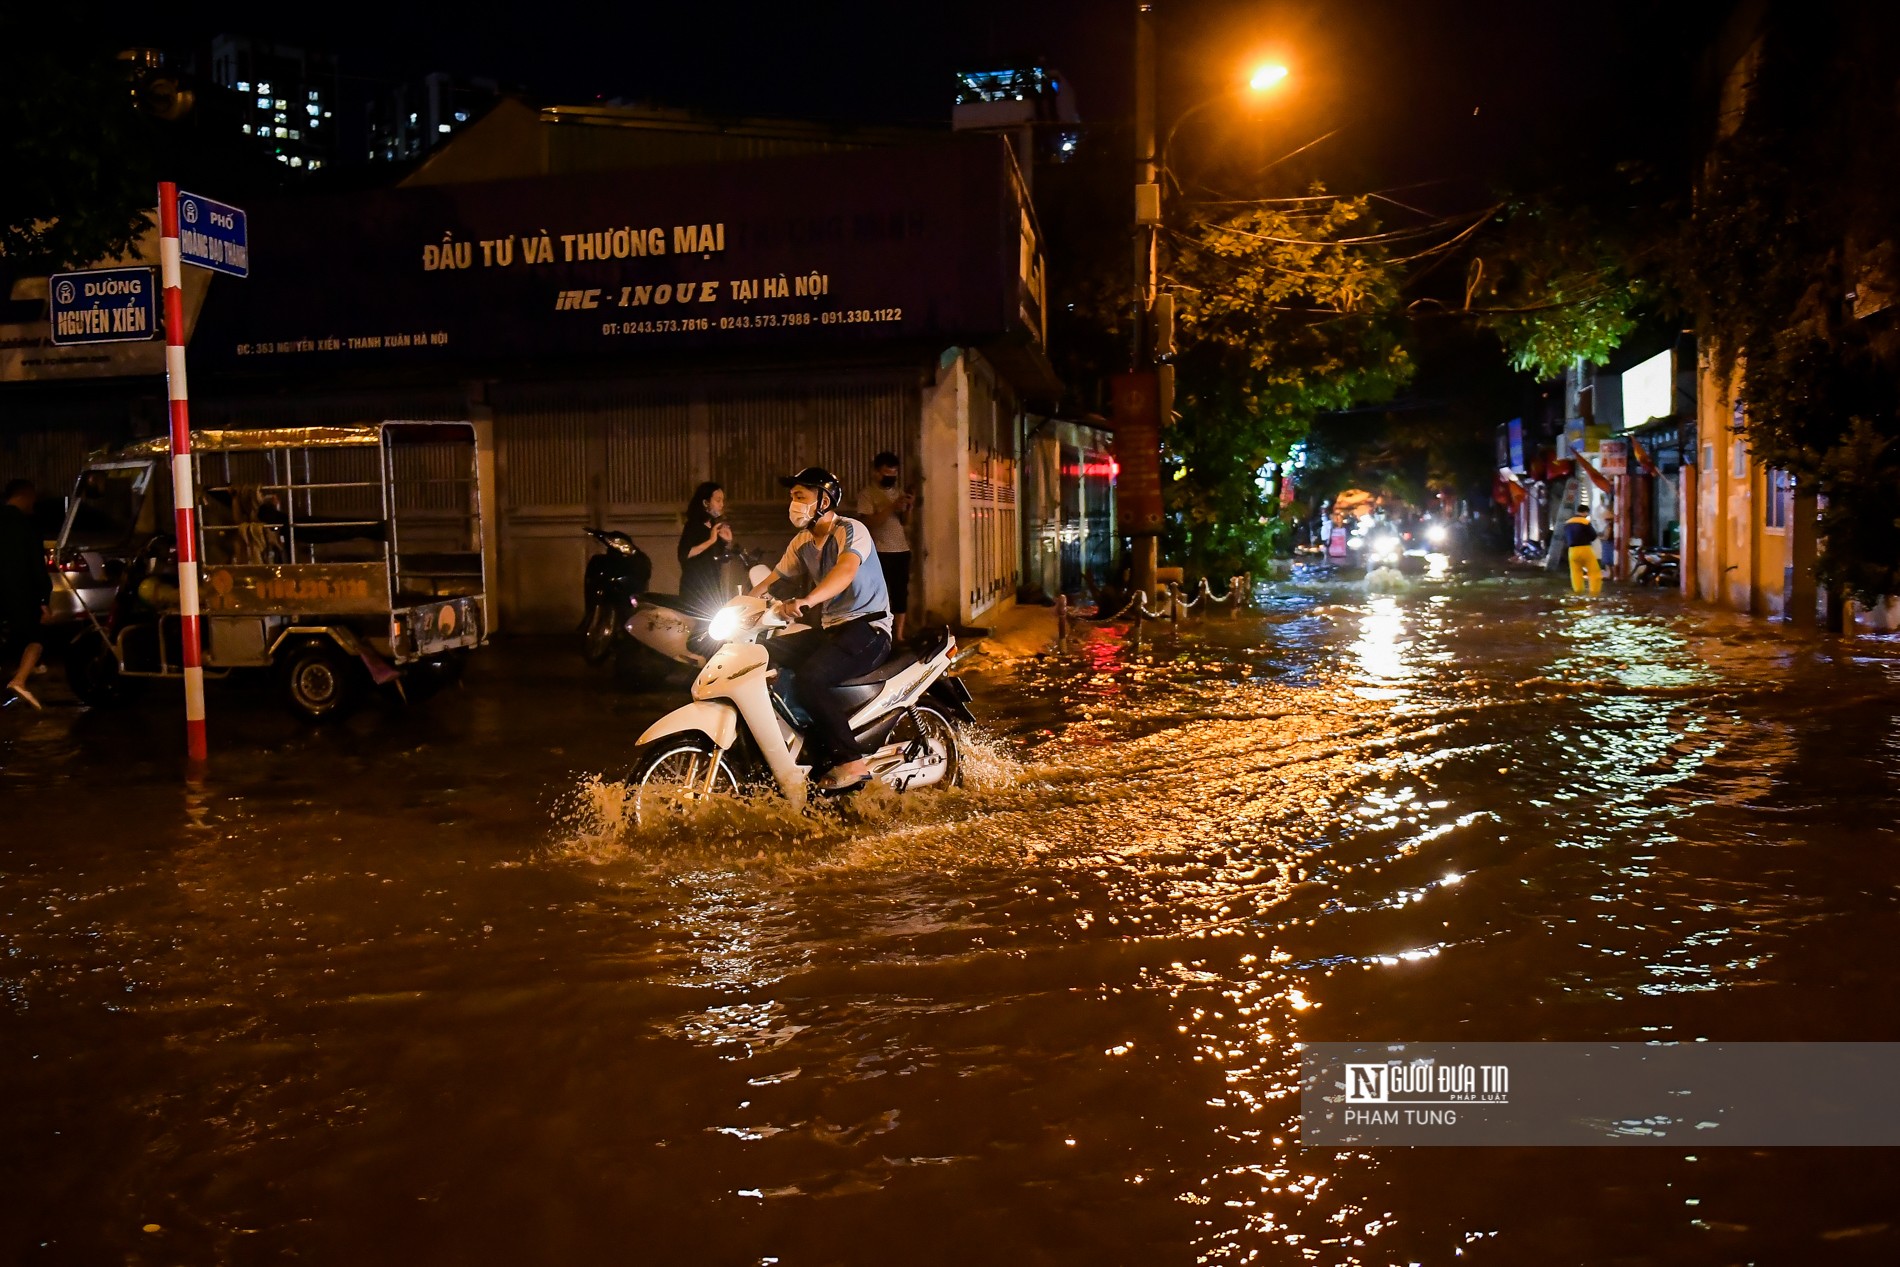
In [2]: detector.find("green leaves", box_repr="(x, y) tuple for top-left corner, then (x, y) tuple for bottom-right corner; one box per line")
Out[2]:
(1466, 198), (1644, 379)
(1161, 189), (1415, 574)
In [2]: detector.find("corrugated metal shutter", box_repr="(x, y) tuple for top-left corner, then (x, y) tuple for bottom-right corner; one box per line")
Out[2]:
(492, 384), (605, 632)
(490, 372), (918, 632)
(605, 388), (694, 509)
(708, 375), (914, 504)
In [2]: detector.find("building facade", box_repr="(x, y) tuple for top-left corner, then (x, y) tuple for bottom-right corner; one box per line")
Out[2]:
(180, 108), (1053, 633)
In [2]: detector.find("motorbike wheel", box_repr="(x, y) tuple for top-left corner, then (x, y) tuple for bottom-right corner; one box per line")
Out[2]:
(628, 734), (742, 827)
(888, 703), (962, 790)
(581, 604), (616, 666)
(65, 629), (139, 706)
(280, 640), (365, 722)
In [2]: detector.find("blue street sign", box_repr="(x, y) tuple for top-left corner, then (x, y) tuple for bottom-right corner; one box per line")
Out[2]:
(176, 190), (249, 278)
(48, 266), (159, 345)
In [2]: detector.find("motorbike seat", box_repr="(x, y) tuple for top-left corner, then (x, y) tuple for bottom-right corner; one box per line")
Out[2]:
(637, 592), (688, 611)
(837, 650), (918, 689)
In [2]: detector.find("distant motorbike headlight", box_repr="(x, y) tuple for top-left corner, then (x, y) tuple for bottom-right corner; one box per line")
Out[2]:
(1425, 523), (1449, 546)
(707, 605), (743, 643)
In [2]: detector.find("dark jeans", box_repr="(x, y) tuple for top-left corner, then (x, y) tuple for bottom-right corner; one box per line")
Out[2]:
(766, 617), (891, 766)
(879, 550), (911, 615)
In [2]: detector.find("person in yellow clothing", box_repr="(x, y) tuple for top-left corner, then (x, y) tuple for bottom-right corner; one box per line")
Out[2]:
(1563, 512), (1603, 594)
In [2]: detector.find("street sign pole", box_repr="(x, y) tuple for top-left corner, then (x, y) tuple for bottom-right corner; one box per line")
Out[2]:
(157, 181), (208, 765)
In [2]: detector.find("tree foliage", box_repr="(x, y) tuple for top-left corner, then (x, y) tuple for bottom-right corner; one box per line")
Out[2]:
(0, 42), (157, 272)
(1466, 197), (1648, 380)
(1163, 193), (1412, 573)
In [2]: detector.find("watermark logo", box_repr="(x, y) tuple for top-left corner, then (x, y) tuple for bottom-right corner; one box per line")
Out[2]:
(1345, 1063), (1389, 1103)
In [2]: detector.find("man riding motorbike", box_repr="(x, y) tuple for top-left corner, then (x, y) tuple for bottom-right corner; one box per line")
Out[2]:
(749, 467), (893, 792)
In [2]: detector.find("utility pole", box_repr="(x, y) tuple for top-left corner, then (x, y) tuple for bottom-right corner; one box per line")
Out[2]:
(1130, 0), (1163, 601)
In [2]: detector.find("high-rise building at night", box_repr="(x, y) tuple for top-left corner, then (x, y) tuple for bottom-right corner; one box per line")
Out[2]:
(207, 35), (338, 173)
(367, 73), (501, 163)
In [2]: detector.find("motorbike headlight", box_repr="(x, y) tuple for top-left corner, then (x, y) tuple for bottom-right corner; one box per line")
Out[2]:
(707, 606), (743, 643)
(1426, 524), (1448, 546)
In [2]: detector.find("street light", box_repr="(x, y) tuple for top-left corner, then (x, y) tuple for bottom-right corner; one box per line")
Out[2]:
(1126, 5), (1292, 599)
(1249, 63), (1290, 92)
(1159, 64), (1293, 181)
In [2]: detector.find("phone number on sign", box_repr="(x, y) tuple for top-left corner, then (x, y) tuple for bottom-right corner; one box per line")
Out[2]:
(820, 308), (903, 325)
(600, 318), (711, 335)
(717, 313), (813, 330)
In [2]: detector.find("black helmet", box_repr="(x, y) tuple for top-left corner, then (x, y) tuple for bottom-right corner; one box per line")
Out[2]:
(778, 466), (843, 518)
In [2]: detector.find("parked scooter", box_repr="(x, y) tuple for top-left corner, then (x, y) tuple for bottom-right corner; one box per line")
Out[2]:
(580, 529), (652, 666)
(1629, 540), (1680, 588)
(625, 594), (975, 816)
(581, 528), (772, 687)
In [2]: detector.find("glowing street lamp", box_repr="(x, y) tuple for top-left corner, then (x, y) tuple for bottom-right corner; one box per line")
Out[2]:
(1249, 63), (1290, 92)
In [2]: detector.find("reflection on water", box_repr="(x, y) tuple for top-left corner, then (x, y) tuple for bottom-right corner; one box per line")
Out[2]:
(3, 572), (1900, 1263)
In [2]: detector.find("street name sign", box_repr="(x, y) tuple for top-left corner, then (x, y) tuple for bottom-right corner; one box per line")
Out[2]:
(48, 266), (158, 345)
(176, 190), (249, 277)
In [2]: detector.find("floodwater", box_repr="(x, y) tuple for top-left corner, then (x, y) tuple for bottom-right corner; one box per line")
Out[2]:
(3, 570), (1899, 1265)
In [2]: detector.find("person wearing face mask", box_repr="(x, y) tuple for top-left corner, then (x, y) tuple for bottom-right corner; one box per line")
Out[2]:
(748, 467), (892, 792)
(677, 481), (734, 616)
(855, 450), (914, 640)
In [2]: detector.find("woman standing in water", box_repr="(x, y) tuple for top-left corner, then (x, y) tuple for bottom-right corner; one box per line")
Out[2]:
(677, 481), (734, 615)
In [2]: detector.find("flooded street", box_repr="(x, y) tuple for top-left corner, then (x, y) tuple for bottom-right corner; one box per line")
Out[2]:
(4, 571), (1899, 1265)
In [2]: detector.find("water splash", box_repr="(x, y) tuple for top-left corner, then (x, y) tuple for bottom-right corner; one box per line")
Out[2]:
(1364, 565), (1411, 594)
(547, 726), (1035, 870)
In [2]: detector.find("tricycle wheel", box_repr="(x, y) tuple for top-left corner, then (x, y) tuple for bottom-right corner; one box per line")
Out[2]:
(280, 640), (364, 721)
(66, 629), (139, 706)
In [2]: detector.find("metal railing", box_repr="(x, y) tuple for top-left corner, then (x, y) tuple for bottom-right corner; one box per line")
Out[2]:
(1052, 574), (1254, 651)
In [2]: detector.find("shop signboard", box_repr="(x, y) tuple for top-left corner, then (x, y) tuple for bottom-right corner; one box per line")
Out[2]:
(191, 139), (1038, 371)
(1111, 371), (1164, 534)
(1621, 349), (1672, 431)
(1507, 417), (1524, 471)
(1598, 440), (1629, 476)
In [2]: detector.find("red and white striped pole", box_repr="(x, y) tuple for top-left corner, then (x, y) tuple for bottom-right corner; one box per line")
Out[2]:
(157, 181), (208, 765)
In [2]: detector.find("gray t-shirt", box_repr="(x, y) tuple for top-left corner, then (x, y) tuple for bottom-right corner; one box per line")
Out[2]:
(855, 483), (911, 553)
(775, 516), (892, 635)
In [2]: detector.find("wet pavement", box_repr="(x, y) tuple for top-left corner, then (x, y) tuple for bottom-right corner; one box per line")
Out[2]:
(3, 569), (1899, 1265)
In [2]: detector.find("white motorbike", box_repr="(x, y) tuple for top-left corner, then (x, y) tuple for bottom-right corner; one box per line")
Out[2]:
(627, 594), (974, 816)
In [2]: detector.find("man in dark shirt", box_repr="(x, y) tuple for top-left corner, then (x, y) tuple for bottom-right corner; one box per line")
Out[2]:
(1, 479), (51, 709)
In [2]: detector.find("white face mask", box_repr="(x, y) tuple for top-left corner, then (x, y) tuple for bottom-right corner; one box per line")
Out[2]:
(788, 500), (815, 528)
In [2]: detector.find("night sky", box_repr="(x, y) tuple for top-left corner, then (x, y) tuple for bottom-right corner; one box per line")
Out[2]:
(93, 0), (1725, 198)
